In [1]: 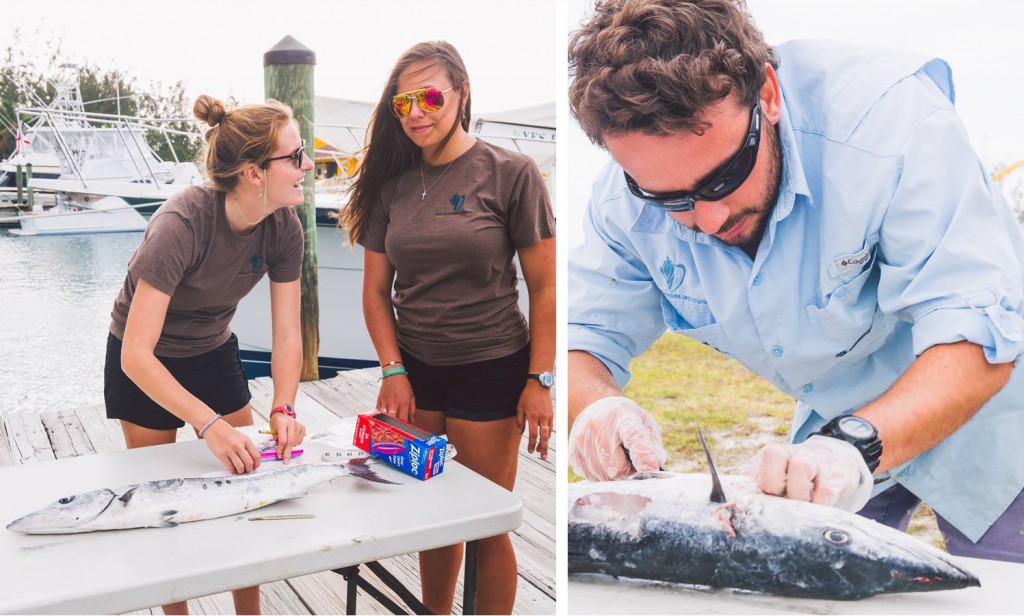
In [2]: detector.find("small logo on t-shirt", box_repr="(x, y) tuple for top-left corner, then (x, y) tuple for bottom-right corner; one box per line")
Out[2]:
(250, 254), (264, 273)
(434, 193), (475, 218)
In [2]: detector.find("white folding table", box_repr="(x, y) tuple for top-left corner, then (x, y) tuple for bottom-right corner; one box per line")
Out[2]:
(0, 438), (522, 614)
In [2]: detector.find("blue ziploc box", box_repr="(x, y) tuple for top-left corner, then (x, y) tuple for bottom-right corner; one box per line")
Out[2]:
(353, 411), (448, 480)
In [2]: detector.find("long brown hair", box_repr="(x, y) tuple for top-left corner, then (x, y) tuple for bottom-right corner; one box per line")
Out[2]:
(341, 41), (471, 244)
(569, 0), (776, 146)
(193, 95), (294, 191)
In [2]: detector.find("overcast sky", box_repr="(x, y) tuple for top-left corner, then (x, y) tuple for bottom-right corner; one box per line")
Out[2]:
(6, 0), (557, 114)
(567, 0), (1024, 246)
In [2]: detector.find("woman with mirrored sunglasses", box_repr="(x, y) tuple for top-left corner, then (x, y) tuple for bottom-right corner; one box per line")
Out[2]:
(341, 41), (555, 615)
(103, 94), (310, 615)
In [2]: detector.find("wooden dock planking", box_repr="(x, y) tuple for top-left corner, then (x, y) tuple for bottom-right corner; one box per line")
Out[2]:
(3, 367), (556, 615)
(0, 419), (17, 468)
(5, 410), (56, 465)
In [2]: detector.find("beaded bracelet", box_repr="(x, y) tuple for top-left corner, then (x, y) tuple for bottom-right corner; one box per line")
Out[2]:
(197, 413), (223, 438)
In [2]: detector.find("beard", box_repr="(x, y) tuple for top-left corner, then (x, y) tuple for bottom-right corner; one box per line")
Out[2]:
(718, 123), (783, 257)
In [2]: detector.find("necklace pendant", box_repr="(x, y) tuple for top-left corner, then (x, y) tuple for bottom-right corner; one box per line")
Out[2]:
(421, 191), (427, 201)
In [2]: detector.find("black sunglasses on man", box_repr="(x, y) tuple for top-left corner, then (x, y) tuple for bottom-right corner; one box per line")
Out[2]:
(624, 102), (762, 212)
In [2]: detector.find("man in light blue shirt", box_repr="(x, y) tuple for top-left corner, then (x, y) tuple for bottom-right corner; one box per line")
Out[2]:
(568, 0), (1024, 560)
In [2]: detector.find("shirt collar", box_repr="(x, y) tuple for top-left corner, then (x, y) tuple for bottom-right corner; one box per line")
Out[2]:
(773, 88), (812, 220)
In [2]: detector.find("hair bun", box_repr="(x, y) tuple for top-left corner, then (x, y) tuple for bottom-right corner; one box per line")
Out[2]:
(193, 95), (227, 126)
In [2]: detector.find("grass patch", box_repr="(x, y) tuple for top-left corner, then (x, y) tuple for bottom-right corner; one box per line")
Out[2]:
(622, 334), (792, 472)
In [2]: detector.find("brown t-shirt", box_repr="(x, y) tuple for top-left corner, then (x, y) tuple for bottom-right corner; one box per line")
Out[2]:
(358, 139), (555, 365)
(109, 185), (303, 358)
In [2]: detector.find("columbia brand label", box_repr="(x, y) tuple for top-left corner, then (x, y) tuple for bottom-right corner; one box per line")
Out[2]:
(434, 193), (475, 218)
(831, 246), (872, 277)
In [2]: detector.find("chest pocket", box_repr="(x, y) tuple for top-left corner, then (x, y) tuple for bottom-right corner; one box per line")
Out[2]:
(660, 295), (733, 357)
(803, 245), (889, 359)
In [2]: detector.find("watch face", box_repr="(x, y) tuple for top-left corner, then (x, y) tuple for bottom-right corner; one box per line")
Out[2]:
(539, 372), (554, 388)
(838, 416), (874, 439)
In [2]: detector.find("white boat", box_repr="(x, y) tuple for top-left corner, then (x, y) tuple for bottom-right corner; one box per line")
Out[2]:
(4, 71), (204, 235)
(9, 196), (147, 236)
(231, 99), (555, 377)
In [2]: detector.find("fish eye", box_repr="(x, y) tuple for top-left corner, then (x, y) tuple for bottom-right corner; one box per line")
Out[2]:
(58, 496), (76, 505)
(823, 529), (850, 545)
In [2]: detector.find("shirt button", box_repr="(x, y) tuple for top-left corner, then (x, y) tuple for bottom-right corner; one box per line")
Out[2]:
(802, 383), (814, 394)
(771, 345), (783, 357)
(898, 468), (910, 478)
(752, 275), (762, 286)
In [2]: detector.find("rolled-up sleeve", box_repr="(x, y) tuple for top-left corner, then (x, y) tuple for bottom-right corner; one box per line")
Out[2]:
(569, 180), (668, 388)
(878, 107), (1024, 363)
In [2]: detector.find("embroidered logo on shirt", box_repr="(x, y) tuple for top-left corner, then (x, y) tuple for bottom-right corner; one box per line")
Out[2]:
(434, 193), (475, 218)
(250, 254), (264, 273)
(830, 245), (873, 277)
(661, 258), (687, 292)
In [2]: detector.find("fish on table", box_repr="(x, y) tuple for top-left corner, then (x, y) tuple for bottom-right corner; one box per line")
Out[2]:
(7, 458), (397, 535)
(569, 431), (980, 600)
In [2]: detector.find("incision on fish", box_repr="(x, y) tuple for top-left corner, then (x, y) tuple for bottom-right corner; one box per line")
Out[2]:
(572, 492), (651, 539)
(709, 502), (736, 538)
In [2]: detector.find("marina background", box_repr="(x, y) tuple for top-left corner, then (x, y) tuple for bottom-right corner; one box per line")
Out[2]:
(1, 0), (557, 416)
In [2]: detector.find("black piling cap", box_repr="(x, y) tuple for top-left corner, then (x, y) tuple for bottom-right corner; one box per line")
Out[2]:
(698, 426), (727, 503)
(264, 36), (316, 66)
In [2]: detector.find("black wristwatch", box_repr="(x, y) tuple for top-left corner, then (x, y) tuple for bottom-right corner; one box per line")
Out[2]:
(813, 415), (883, 472)
(527, 372), (554, 388)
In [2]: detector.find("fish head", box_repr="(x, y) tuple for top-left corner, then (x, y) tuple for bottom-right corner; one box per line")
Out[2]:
(6, 488), (118, 534)
(781, 511), (981, 598)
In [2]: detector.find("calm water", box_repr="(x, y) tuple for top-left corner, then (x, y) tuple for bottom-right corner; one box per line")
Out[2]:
(0, 229), (142, 414)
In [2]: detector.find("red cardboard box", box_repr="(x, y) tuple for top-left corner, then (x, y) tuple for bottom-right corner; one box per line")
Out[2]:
(353, 411), (448, 480)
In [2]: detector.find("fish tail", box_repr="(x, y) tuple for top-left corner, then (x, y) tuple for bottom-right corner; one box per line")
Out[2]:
(345, 458), (401, 485)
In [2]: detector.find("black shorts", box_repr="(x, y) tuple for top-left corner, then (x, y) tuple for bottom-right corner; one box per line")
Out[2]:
(104, 332), (252, 430)
(400, 344), (530, 422)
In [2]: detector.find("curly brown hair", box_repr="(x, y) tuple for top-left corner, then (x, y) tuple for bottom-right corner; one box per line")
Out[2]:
(569, 0), (777, 147)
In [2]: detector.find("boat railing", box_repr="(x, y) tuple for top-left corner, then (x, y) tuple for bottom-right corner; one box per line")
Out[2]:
(14, 106), (201, 190)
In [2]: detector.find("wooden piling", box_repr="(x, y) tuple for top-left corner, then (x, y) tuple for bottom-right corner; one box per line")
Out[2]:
(264, 36), (320, 381)
(26, 163), (33, 208)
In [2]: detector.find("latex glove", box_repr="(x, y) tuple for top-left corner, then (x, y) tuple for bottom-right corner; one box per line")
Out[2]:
(568, 396), (667, 481)
(748, 435), (873, 512)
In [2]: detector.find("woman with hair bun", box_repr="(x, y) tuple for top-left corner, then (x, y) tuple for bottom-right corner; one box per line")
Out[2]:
(103, 95), (312, 614)
(342, 41), (555, 614)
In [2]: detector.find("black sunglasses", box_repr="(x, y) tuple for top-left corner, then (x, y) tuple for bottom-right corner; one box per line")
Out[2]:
(262, 139), (307, 169)
(624, 102), (762, 212)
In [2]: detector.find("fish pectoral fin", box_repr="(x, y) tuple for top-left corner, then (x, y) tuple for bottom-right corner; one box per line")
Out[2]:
(155, 520), (179, 528)
(118, 487), (139, 505)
